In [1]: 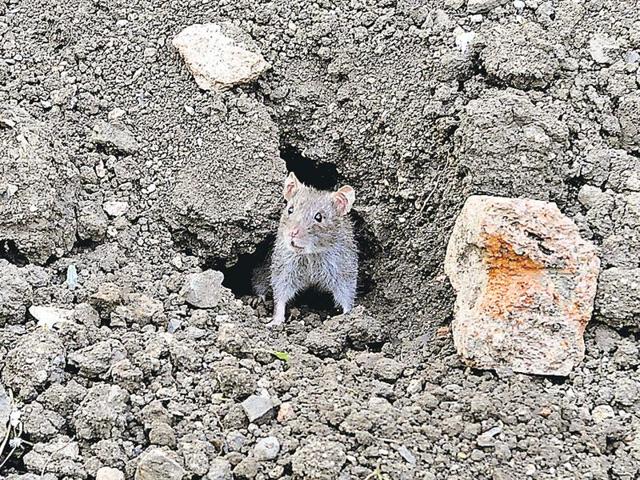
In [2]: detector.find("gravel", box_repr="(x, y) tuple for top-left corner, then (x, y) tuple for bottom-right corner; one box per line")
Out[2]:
(0, 0), (639, 478)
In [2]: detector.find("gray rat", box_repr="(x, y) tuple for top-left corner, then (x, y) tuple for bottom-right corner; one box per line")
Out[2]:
(252, 172), (358, 326)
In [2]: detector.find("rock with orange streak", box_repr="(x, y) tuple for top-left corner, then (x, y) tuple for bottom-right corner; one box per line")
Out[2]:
(444, 195), (600, 376)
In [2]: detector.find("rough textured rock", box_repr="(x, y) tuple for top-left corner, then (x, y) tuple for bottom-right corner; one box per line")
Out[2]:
(467, 0), (508, 13)
(22, 436), (85, 478)
(617, 93), (640, 152)
(96, 467), (125, 480)
(241, 393), (275, 424)
(291, 440), (347, 480)
(73, 384), (130, 440)
(135, 447), (185, 480)
(596, 268), (640, 328)
(453, 90), (570, 204)
(444, 195), (600, 376)
(164, 97), (285, 263)
(179, 270), (230, 308)
(90, 120), (139, 154)
(77, 201), (108, 242)
(480, 22), (559, 90)
(172, 23), (270, 91)
(0, 107), (78, 263)
(206, 459), (233, 480)
(0, 260), (32, 326)
(2, 330), (66, 400)
(253, 436), (280, 461)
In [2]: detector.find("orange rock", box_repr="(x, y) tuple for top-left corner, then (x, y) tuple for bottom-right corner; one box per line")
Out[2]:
(445, 195), (600, 376)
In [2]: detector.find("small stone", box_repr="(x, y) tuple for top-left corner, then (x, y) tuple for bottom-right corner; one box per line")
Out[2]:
(180, 270), (227, 308)
(277, 402), (295, 423)
(596, 268), (640, 328)
(0, 260), (33, 326)
(66, 264), (78, 290)
(97, 467), (125, 480)
(254, 436), (280, 461)
(589, 34), (619, 65)
(172, 23), (270, 91)
(292, 440), (346, 480)
(477, 425), (502, 447)
(149, 422), (177, 447)
(241, 393), (274, 424)
(397, 445), (416, 464)
(2, 330), (66, 400)
(90, 120), (139, 153)
(233, 457), (259, 479)
(513, 0), (525, 10)
(29, 305), (74, 329)
(77, 201), (108, 241)
(373, 357), (404, 382)
(108, 108), (126, 122)
(592, 405), (615, 423)
(103, 201), (129, 217)
(207, 459), (233, 480)
(135, 447), (185, 480)
(467, 0), (508, 14)
(90, 283), (125, 313)
(444, 195), (600, 376)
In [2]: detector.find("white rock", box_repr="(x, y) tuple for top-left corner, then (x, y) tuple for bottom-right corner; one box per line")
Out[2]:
(592, 405), (615, 423)
(103, 201), (129, 217)
(97, 467), (125, 480)
(254, 436), (280, 461)
(107, 108), (126, 122)
(29, 305), (75, 329)
(172, 23), (270, 91)
(589, 34), (619, 64)
(454, 27), (476, 54)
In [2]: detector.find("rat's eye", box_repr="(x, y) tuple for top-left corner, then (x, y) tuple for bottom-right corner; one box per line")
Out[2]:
(314, 212), (323, 223)
(287, 205), (294, 215)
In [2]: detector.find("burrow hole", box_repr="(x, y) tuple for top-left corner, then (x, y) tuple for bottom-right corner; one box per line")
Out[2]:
(0, 239), (29, 266)
(208, 143), (380, 315)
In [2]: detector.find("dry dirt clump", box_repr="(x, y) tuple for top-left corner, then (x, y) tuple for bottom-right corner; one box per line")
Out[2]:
(0, 0), (639, 479)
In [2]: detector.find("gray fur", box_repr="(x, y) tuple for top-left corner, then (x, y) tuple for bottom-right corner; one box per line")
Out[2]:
(253, 178), (358, 326)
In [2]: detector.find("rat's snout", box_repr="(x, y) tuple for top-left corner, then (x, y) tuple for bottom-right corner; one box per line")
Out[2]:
(289, 226), (301, 238)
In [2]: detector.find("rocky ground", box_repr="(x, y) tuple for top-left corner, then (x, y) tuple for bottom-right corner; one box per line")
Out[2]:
(1, 0), (639, 479)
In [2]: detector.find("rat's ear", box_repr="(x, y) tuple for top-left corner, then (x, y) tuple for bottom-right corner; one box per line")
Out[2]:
(332, 186), (355, 215)
(283, 172), (301, 200)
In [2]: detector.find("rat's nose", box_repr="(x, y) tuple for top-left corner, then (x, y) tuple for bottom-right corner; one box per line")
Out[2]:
(290, 227), (300, 238)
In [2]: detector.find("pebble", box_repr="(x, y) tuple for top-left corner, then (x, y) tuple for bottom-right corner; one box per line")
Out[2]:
(373, 357), (404, 382)
(241, 393), (275, 424)
(254, 436), (280, 461)
(397, 445), (416, 464)
(96, 467), (125, 480)
(592, 405), (615, 423)
(233, 456), (259, 479)
(180, 270), (226, 309)
(107, 107), (126, 121)
(66, 264), (78, 290)
(29, 305), (74, 329)
(207, 459), (233, 480)
(103, 201), (129, 217)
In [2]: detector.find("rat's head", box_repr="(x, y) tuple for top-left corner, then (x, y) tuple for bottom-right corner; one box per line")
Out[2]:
(279, 172), (355, 254)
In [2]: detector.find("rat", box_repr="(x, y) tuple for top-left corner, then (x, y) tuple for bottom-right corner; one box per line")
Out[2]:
(252, 172), (358, 326)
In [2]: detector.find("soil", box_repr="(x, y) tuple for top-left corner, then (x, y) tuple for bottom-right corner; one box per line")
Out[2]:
(1, 0), (639, 479)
